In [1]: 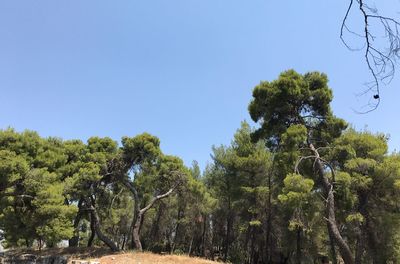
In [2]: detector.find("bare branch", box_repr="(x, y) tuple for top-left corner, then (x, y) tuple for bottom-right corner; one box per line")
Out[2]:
(294, 155), (316, 174)
(341, 0), (400, 112)
(140, 187), (175, 214)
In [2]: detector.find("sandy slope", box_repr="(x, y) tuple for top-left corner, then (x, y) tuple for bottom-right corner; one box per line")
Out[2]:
(96, 252), (220, 264)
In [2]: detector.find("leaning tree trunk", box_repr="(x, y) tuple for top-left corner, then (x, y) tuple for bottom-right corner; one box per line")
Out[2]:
(327, 222), (338, 264)
(85, 198), (119, 252)
(310, 144), (354, 264)
(123, 179), (177, 251)
(89, 209), (119, 252)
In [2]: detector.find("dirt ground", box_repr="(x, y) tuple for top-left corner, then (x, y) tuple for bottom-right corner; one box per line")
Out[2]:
(74, 252), (221, 264)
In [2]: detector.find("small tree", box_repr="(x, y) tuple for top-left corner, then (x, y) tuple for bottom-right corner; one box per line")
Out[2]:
(119, 133), (187, 251)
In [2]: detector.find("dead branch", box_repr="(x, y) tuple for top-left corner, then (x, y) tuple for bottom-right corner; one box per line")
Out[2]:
(341, 0), (400, 112)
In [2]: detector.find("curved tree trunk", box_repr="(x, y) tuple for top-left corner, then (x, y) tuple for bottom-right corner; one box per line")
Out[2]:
(123, 179), (177, 252)
(90, 208), (119, 252)
(85, 197), (119, 252)
(310, 144), (354, 264)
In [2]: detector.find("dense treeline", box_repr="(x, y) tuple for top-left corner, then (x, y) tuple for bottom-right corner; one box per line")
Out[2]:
(1, 70), (400, 263)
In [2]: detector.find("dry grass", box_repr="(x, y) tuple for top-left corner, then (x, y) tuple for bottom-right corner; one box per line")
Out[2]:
(94, 252), (221, 264)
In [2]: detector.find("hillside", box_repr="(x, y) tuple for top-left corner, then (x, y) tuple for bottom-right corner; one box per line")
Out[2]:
(95, 252), (221, 264)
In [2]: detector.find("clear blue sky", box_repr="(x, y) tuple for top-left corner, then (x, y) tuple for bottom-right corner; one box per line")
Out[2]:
(1, 1), (399, 170)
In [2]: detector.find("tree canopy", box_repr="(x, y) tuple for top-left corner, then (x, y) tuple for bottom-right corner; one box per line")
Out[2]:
(1, 70), (400, 263)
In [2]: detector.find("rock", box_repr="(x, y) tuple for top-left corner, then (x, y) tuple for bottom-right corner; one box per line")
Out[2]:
(38, 256), (68, 264)
(70, 260), (100, 264)
(0, 254), (68, 264)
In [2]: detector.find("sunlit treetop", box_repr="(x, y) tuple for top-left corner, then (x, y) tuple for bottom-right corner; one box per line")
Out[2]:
(249, 70), (347, 148)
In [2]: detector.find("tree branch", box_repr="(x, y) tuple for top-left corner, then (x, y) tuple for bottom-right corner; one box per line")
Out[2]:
(140, 187), (176, 214)
(341, 0), (400, 112)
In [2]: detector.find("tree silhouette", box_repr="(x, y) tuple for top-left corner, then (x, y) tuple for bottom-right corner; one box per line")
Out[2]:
(341, 0), (400, 112)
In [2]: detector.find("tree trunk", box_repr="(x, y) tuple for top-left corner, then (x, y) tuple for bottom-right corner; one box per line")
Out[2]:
(250, 227), (256, 264)
(354, 230), (364, 264)
(310, 144), (354, 264)
(327, 222), (338, 264)
(89, 208), (119, 252)
(223, 211), (233, 262)
(188, 236), (194, 255)
(357, 192), (383, 263)
(87, 213), (96, 247)
(150, 202), (165, 242)
(172, 205), (185, 252)
(121, 233), (127, 250)
(200, 214), (207, 256)
(85, 197), (119, 252)
(244, 225), (251, 262)
(132, 210), (143, 251)
(123, 179), (176, 252)
(69, 199), (83, 247)
(296, 228), (302, 264)
(355, 192), (367, 264)
(364, 214), (382, 263)
(265, 164), (273, 263)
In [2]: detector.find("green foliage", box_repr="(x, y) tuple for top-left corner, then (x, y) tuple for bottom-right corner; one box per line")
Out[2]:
(121, 133), (161, 165)
(280, 125), (308, 150)
(64, 162), (101, 196)
(32, 181), (77, 246)
(329, 129), (400, 262)
(248, 70), (349, 262)
(345, 213), (364, 223)
(1, 70), (400, 263)
(0, 149), (29, 185)
(249, 70), (346, 147)
(204, 121), (273, 263)
(0, 129), (77, 246)
(278, 173), (314, 206)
